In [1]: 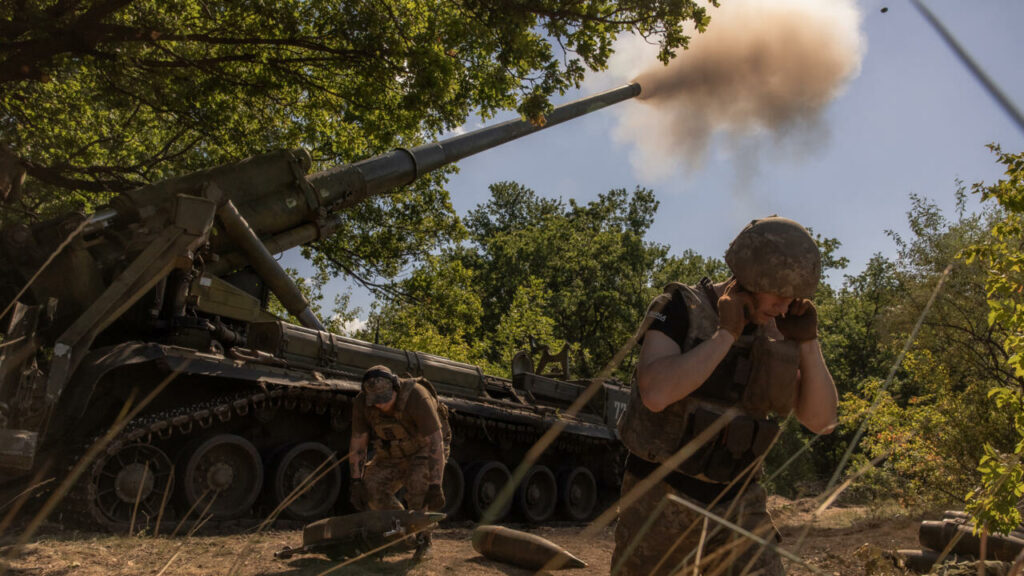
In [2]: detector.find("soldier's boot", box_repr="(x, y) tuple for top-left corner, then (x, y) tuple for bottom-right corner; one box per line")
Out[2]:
(412, 532), (433, 562)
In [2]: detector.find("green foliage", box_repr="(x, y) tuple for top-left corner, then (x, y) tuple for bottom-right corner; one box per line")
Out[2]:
(964, 147), (1024, 379)
(653, 249), (730, 288)
(966, 388), (1023, 534)
(761, 418), (824, 499)
(367, 181), (669, 378)
(305, 172), (467, 300)
(960, 146), (1024, 535)
(819, 255), (900, 395)
(839, 363), (990, 505)
(1, 0), (709, 214)
(2, 0), (714, 297)
(831, 190), (1019, 508)
(362, 254), (496, 369)
(491, 278), (566, 372)
(812, 232), (850, 275)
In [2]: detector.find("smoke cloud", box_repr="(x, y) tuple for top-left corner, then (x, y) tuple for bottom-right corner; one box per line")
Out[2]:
(609, 0), (865, 180)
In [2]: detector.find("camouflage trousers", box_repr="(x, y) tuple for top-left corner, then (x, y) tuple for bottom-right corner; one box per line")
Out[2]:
(364, 453), (433, 512)
(612, 470), (785, 576)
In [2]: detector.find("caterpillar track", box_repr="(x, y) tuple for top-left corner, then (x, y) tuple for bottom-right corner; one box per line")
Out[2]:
(58, 351), (627, 534)
(65, 388), (347, 533)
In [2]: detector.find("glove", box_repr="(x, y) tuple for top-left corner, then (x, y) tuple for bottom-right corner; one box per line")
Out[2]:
(717, 280), (753, 340)
(350, 478), (368, 511)
(424, 483), (445, 511)
(775, 299), (818, 341)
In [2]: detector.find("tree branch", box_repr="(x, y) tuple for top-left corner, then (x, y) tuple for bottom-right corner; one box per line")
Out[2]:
(21, 160), (140, 193)
(323, 253), (418, 304)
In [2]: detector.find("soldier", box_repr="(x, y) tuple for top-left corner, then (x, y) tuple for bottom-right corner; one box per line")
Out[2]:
(612, 217), (839, 576)
(348, 365), (448, 560)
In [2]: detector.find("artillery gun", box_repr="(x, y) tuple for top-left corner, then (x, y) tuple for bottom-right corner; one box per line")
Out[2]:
(0, 84), (640, 531)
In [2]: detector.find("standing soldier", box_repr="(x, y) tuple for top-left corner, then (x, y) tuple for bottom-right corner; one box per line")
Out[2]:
(348, 365), (449, 559)
(613, 217), (839, 575)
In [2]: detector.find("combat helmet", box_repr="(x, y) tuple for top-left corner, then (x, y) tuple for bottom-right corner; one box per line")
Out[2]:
(362, 365), (400, 406)
(724, 217), (821, 299)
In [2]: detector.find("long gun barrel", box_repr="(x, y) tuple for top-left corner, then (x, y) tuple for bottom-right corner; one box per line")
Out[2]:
(5, 82), (640, 335)
(87, 83), (641, 272)
(215, 82), (641, 273)
(312, 82), (641, 205)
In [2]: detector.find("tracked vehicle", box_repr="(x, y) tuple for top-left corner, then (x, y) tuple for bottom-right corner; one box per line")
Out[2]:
(0, 84), (640, 531)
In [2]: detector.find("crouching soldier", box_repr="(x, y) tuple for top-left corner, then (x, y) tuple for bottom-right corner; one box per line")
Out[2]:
(348, 365), (449, 560)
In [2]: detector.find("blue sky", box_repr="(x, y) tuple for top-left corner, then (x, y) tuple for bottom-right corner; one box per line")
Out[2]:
(289, 0), (1024, 328)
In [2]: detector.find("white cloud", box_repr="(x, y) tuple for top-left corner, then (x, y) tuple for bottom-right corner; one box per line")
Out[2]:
(335, 317), (367, 336)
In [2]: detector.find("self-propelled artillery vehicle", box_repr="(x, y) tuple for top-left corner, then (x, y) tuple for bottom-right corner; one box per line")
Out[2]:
(0, 84), (640, 532)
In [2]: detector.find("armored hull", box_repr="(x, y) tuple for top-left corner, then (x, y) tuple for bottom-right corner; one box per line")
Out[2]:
(51, 331), (627, 532)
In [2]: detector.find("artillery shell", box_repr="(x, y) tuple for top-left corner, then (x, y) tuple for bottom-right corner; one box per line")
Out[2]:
(275, 509), (446, 560)
(897, 549), (971, 573)
(303, 509), (446, 547)
(472, 524), (587, 570)
(919, 520), (1024, 562)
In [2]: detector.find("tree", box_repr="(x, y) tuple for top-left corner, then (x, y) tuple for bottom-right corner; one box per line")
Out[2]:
(838, 192), (1018, 506)
(961, 146), (1024, 534)
(819, 254), (900, 394)
(1, 0), (714, 292)
(653, 248), (730, 288)
(364, 181), (669, 379)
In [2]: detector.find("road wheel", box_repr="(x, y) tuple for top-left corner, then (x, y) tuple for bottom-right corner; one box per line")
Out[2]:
(559, 466), (597, 521)
(270, 442), (341, 521)
(463, 460), (511, 522)
(89, 443), (174, 531)
(516, 465), (557, 523)
(181, 434), (263, 520)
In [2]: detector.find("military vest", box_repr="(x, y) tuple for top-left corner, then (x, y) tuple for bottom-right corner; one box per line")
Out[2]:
(617, 279), (801, 483)
(366, 379), (451, 460)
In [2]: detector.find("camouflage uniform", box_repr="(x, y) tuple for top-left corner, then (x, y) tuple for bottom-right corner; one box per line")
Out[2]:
(612, 470), (783, 576)
(353, 374), (448, 513)
(353, 369), (449, 558)
(364, 454), (433, 511)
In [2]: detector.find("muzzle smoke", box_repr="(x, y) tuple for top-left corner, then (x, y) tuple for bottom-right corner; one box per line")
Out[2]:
(613, 0), (864, 180)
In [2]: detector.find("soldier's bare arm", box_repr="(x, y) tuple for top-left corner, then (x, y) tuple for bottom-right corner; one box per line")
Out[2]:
(426, 430), (444, 485)
(636, 329), (735, 413)
(349, 432), (369, 479)
(793, 340), (838, 434)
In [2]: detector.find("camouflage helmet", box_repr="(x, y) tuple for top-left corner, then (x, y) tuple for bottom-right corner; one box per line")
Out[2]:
(724, 217), (821, 299)
(362, 365), (399, 406)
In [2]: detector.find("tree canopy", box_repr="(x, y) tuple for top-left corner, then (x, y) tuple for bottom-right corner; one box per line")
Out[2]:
(362, 181), (670, 379)
(1, 0), (713, 289)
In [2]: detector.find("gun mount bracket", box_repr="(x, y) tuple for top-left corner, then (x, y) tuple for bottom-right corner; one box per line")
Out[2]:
(288, 152), (322, 214)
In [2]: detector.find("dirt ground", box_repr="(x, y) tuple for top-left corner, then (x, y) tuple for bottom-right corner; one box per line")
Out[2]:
(0, 497), (923, 576)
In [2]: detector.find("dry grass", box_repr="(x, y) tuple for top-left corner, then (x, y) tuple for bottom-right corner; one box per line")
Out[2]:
(0, 499), (924, 576)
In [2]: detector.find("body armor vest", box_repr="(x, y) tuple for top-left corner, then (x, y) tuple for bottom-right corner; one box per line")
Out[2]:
(366, 379), (451, 460)
(617, 280), (800, 483)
